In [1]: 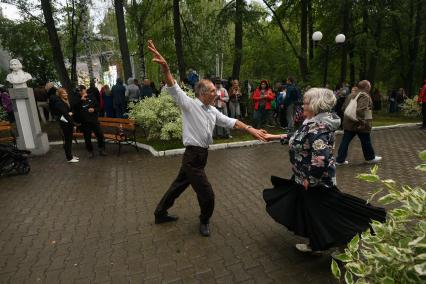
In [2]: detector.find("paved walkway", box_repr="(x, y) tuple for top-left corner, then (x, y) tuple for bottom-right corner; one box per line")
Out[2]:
(0, 127), (425, 284)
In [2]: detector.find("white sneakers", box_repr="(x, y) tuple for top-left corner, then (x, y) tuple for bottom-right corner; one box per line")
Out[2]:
(67, 157), (79, 163)
(366, 156), (382, 164)
(295, 243), (312, 252)
(295, 243), (323, 254)
(335, 156), (382, 165)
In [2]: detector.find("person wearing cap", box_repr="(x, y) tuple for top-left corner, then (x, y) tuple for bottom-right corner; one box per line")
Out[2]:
(252, 80), (275, 129)
(147, 40), (268, 237)
(418, 80), (426, 130)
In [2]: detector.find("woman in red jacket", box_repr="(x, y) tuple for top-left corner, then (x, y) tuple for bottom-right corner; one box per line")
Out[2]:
(252, 80), (275, 128)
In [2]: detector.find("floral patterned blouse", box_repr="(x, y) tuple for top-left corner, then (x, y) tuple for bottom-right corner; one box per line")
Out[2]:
(288, 112), (340, 188)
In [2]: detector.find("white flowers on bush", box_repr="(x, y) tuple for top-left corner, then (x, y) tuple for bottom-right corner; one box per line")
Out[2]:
(128, 90), (195, 140)
(400, 96), (421, 117)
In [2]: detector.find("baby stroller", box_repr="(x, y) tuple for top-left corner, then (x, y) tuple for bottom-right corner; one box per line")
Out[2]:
(0, 144), (31, 176)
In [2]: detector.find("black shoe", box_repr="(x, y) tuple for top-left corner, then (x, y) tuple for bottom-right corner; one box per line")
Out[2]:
(154, 214), (178, 224)
(88, 151), (95, 159)
(199, 223), (210, 237)
(99, 149), (107, 156)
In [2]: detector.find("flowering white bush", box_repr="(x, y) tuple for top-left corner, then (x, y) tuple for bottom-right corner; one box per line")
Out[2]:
(400, 96), (421, 117)
(128, 90), (195, 140)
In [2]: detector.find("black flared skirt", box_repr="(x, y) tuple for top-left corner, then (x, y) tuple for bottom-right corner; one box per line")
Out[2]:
(263, 176), (386, 251)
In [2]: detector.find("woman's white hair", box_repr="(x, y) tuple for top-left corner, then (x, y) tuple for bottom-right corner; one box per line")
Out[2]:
(304, 88), (336, 114)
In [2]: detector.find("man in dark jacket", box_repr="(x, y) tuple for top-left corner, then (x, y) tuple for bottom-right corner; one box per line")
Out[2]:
(111, 78), (126, 118)
(283, 76), (299, 131)
(74, 85), (106, 158)
(336, 80), (382, 165)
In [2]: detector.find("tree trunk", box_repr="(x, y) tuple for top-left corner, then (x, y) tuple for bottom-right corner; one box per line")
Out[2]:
(349, 45), (356, 86)
(359, 1), (368, 79)
(81, 0), (94, 82)
(299, 0), (309, 81)
(423, 31), (426, 81)
(41, 0), (72, 91)
(405, 0), (422, 97)
(308, 0), (314, 63)
(138, 28), (146, 80)
(114, 0), (132, 81)
(173, 0), (185, 82)
(367, 17), (382, 86)
(340, 0), (350, 83)
(232, 0), (243, 80)
(69, 0), (77, 86)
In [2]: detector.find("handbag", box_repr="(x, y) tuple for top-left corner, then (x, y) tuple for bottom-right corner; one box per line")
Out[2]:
(344, 92), (362, 121)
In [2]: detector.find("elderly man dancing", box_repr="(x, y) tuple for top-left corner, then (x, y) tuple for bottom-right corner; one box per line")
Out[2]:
(148, 40), (267, 237)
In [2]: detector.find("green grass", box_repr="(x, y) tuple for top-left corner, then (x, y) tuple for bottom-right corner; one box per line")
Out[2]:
(372, 112), (420, 126)
(136, 126), (284, 151)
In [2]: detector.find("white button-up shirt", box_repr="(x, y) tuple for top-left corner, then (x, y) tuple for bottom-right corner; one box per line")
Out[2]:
(167, 83), (237, 148)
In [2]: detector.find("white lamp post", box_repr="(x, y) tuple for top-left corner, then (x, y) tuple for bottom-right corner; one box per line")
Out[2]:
(312, 31), (346, 86)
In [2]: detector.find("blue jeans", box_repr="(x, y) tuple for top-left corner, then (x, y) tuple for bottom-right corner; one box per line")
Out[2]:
(336, 130), (375, 162)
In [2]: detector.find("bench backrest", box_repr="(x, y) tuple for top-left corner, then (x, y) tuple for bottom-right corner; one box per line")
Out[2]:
(98, 117), (136, 130)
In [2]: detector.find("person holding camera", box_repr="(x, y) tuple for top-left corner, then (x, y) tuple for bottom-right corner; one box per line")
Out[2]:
(74, 85), (106, 158)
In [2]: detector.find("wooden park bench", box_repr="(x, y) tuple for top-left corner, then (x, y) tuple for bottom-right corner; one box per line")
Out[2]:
(72, 117), (139, 155)
(0, 121), (16, 146)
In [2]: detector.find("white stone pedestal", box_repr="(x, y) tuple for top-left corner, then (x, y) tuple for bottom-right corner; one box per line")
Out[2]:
(9, 88), (49, 155)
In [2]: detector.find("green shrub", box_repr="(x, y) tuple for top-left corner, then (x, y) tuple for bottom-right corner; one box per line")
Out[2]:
(128, 90), (195, 140)
(331, 150), (426, 284)
(400, 96), (421, 118)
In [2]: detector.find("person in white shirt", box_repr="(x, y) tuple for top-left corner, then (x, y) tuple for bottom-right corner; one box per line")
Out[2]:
(148, 40), (267, 237)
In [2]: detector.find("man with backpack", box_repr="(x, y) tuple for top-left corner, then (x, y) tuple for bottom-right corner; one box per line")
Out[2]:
(336, 80), (382, 165)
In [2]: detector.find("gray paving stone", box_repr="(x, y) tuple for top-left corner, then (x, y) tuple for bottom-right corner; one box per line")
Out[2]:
(0, 126), (425, 283)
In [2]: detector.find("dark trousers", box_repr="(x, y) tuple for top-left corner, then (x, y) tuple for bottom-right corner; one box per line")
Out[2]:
(154, 146), (214, 224)
(422, 103), (426, 127)
(60, 122), (73, 160)
(82, 122), (105, 152)
(336, 130), (375, 162)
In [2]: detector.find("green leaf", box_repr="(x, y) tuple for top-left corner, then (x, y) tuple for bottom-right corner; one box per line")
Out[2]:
(378, 194), (396, 205)
(382, 276), (395, 284)
(371, 164), (379, 175)
(419, 150), (426, 161)
(414, 262), (426, 276)
(356, 173), (380, 183)
(333, 253), (353, 262)
(415, 164), (426, 172)
(408, 234), (425, 246)
(367, 188), (383, 204)
(331, 259), (341, 279)
(348, 234), (360, 252)
(344, 271), (354, 284)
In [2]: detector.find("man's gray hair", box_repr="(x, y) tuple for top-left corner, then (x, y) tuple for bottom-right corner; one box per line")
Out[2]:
(194, 79), (212, 98)
(304, 88), (336, 115)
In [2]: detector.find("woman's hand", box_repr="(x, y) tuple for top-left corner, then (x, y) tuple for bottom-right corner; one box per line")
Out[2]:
(68, 112), (73, 116)
(303, 179), (309, 190)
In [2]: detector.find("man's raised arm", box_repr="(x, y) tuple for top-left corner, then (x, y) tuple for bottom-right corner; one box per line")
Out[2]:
(147, 40), (174, 87)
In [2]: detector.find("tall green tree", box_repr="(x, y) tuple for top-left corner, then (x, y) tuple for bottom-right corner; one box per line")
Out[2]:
(173, 0), (186, 82)
(114, 0), (132, 81)
(41, 0), (72, 91)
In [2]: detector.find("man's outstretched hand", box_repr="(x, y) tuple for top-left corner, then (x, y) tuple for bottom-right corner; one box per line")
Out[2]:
(248, 128), (268, 142)
(147, 40), (174, 86)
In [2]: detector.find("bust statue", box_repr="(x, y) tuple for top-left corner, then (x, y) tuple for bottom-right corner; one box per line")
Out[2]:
(6, 59), (32, 88)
